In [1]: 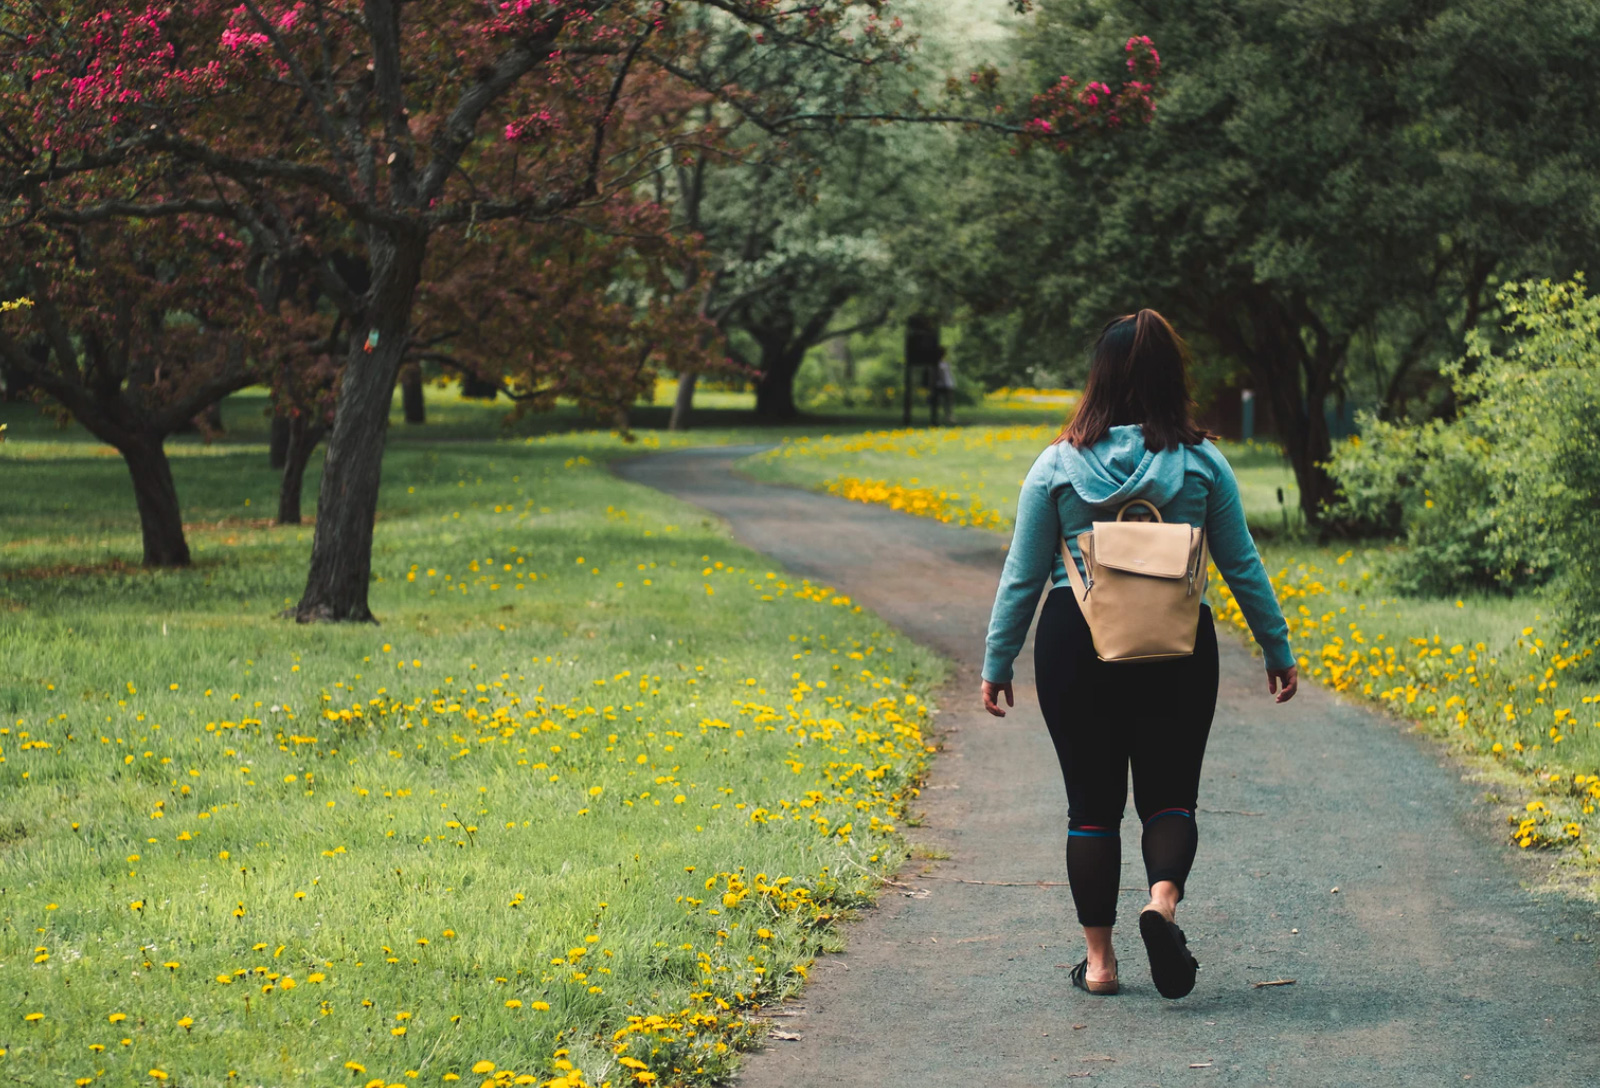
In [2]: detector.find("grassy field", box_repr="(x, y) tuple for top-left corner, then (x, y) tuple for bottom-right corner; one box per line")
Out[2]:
(741, 424), (1303, 537)
(740, 426), (1600, 880)
(0, 394), (950, 1088)
(4, 382), (1595, 1088)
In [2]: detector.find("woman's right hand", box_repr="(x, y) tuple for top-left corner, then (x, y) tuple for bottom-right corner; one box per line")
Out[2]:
(982, 680), (1014, 717)
(1268, 665), (1298, 703)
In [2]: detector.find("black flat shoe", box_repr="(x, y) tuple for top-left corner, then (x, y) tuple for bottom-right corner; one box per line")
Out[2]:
(1139, 909), (1199, 999)
(1068, 957), (1119, 995)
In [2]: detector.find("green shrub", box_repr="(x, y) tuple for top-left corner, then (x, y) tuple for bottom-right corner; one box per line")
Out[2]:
(1328, 276), (1600, 647)
(1460, 277), (1600, 651)
(1326, 416), (1532, 595)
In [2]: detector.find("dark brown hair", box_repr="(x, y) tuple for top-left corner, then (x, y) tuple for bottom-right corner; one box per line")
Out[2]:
(1056, 309), (1209, 451)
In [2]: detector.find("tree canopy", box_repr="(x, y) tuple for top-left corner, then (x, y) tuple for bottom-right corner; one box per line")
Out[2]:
(936, 0), (1600, 524)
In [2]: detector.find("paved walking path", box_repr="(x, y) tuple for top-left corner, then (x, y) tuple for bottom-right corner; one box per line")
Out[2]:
(615, 446), (1600, 1088)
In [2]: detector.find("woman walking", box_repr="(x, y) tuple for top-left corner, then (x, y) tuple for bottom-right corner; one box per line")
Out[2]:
(980, 309), (1298, 999)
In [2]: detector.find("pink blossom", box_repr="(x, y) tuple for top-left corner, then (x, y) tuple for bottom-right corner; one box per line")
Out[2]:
(505, 109), (560, 143)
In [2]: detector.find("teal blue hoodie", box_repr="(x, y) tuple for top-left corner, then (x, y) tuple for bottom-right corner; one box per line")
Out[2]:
(982, 425), (1294, 682)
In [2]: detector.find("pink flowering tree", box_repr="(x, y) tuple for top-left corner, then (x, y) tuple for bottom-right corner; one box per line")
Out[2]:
(2, 2), (1161, 620)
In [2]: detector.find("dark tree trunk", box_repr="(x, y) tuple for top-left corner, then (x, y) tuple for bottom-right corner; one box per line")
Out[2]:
(294, 234), (427, 623)
(828, 337), (855, 406)
(753, 337), (802, 420)
(278, 415), (326, 526)
(668, 372), (697, 431)
(1211, 294), (1348, 531)
(754, 369), (798, 418)
(460, 373), (499, 399)
(400, 366), (426, 424)
(1279, 404), (1340, 524)
(269, 413), (291, 469)
(1, 358), (33, 398)
(1243, 340), (1341, 527)
(120, 436), (191, 567)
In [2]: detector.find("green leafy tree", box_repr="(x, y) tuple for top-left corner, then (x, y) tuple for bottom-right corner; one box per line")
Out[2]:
(949, 0), (1600, 525)
(656, 4), (1163, 424)
(706, 125), (913, 419)
(1450, 278), (1600, 641)
(1328, 277), (1600, 649)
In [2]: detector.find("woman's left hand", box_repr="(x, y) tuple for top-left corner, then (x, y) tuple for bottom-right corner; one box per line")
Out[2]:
(982, 680), (1013, 717)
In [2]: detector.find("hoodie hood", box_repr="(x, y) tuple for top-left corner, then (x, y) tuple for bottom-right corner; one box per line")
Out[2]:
(1055, 424), (1188, 509)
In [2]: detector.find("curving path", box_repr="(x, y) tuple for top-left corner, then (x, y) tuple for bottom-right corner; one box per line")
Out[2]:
(614, 446), (1599, 1088)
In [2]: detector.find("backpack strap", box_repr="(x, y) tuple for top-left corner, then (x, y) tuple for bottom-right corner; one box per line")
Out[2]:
(1060, 534), (1093, 604)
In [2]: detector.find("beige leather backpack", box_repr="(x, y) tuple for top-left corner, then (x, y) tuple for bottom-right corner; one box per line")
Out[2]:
(1060, 499), (1209, 663)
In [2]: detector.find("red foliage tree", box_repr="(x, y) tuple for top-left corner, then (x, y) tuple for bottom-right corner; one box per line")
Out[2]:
(414, 201), (718, 423)
(3, 1), (902, 620)
(0, 216), (264, 566)
(2, 2), (1160, 618)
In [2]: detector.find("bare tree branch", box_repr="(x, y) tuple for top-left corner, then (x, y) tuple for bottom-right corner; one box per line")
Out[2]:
(417, 14), (572, 202)
(239, 0), (362, 188)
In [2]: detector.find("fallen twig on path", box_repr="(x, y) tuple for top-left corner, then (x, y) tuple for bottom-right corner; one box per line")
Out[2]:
(955, 878), (1070, 887)
(767, 1029), (802, 1041)
(1251, 978), (1296, 988)
(1200, 807), (1266, 816)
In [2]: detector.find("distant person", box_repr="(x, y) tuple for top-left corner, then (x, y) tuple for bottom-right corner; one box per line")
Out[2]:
(979, 309), (1297, 999)
(930, 349), (955, 426)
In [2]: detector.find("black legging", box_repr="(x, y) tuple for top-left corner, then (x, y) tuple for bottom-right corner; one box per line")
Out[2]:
(1033, 586), (1220, 928)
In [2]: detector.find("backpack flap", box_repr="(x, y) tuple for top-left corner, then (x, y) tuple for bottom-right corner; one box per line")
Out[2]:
(1088, 521), (1199, 580)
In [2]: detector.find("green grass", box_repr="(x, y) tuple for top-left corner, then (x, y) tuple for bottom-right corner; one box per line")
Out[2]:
(737, 425), (1600, 879)
(739, 426), (1303, 538)
(0, 397), (948, 1087)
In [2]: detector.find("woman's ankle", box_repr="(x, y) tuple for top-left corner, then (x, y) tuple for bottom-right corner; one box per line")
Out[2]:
(1082, 925), (1116, 978)
(1145, 880), (1181, 921)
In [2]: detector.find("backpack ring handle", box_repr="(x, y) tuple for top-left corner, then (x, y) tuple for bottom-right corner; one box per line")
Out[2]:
(1115, 499), (1164, 523)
